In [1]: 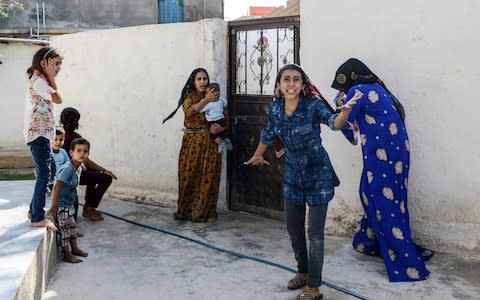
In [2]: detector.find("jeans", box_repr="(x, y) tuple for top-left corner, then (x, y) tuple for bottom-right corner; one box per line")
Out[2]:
(29, 137), (54, 222)
(285, 201), (328, 288)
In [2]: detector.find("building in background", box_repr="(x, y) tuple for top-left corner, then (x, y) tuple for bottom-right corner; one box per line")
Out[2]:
(239, 0), (299, 20)
(249, 6), (276, 17)
(263, 0), (299, 17)
(0, 0), (223, 38)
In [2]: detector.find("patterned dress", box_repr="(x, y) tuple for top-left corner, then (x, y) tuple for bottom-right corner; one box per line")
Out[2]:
(344, 83), (433, 282)
(175, 92), (221, 221)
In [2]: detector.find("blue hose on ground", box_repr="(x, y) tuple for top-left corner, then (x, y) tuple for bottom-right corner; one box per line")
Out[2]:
(83, 204), (370, 300)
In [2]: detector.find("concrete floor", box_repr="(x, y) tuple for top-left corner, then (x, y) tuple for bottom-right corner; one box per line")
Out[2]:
(1, 181), (480, 300)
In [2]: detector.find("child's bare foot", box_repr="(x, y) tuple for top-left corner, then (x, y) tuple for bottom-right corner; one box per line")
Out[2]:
(71, 249), (88, 257)
(63, 254), (82, 263)
(76, 231), (84, 238)
(207, 217), (217, 223)
(31, 218), (57, 231)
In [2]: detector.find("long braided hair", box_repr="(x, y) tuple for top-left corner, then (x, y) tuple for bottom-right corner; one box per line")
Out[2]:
(162, 68), (209, 124)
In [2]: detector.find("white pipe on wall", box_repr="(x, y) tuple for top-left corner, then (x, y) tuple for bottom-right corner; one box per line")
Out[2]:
(42, 2), (45, 28)
(36, 2), (40, 37)
(0, 37), (49, 45)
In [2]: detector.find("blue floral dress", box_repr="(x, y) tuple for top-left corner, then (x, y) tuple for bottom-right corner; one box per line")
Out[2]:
(343, 83), (433, 282)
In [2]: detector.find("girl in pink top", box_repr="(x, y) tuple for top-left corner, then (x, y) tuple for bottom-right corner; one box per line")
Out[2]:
(24, 47), (63, 230)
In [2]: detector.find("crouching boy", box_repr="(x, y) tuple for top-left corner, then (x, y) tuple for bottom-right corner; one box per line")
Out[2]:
(48, 138), (89, 263)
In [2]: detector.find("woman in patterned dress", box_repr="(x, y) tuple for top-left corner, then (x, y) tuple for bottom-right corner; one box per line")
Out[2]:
(163, 68), (222, 222)
(331, 58), (433, 282)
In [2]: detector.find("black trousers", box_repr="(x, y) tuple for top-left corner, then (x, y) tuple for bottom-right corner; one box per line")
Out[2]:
(80, 169), (112, 208)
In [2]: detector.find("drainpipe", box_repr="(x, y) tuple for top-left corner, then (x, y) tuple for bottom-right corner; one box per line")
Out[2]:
(0, 37), (50, 45)
(42, 2), (45, 29)
(36, 2), (40, 37)
(203, 0), (206, 19)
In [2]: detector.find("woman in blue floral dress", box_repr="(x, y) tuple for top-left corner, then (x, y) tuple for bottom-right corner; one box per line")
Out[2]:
(331, 58), (433, 282)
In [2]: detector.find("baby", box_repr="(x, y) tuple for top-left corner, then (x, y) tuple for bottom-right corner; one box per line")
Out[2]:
(201, 83), (233, 153)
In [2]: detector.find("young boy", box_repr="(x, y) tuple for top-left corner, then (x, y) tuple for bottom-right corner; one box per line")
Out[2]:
(200, 83), (233, 153)
(47, 138), (89, 263)
(48, 129), (70, 192)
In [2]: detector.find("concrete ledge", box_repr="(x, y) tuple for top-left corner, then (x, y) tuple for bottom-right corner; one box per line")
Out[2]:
(14, 230), (57, 300)
(0, 180), (57, 300)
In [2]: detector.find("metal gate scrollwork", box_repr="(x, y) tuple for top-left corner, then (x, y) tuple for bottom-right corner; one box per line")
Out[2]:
(228, 16), (300, 219)
(232, 21), (299, 96)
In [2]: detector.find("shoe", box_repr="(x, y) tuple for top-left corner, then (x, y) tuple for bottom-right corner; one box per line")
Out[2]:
(82, 207), (104, 221)
(295, 291), (323, 300)
(224, 138), (233, 151)
(217, 141), (226, 153)
(288, 273), (307, 290)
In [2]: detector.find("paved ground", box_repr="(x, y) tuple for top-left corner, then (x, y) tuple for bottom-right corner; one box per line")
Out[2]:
(1, 180), (480, 300)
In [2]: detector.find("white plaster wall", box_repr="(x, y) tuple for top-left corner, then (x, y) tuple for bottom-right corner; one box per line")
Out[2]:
(0, 43), (42, 150)
(49, 18), (228, 208)
(302, 0), (480, 251)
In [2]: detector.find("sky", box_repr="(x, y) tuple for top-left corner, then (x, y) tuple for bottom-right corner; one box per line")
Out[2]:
(224, 0), (287, 21)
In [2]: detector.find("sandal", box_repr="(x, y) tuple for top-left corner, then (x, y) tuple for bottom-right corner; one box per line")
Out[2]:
(295, 292), (323, 300)
(288, 273), (307, 290)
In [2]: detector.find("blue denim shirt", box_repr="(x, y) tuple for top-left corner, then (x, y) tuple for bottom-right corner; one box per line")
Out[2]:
(260, 96), (341, 206)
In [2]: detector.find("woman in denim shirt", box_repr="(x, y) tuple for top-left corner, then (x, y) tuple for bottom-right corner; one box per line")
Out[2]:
(245, 64), (361, 300)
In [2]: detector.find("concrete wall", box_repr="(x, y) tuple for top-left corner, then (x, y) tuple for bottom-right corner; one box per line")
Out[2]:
(301, 0), (480, 251)
(2, 0), (478, 253)
(48, 19), (228, 208)
(0, 0), (157, 29)
(0, 42), (44, 150)
(0, 0), (223, 30)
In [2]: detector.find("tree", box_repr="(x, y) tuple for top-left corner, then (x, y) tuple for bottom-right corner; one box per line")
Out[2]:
(0, 0), (23, 20)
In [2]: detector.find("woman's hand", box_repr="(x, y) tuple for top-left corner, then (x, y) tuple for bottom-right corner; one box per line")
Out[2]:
(210, 123), (225, 134)
(244, 155), (270, 166)
(204, 88), (220, 103)
(340, 89), (363, 113)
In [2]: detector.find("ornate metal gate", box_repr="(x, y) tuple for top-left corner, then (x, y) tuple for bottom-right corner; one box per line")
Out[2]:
(228, 16), (300, 219)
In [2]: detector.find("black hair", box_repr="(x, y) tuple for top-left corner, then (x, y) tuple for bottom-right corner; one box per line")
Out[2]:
(55, 129), (64, 136)
(275, 64), (313, 98)
(26, 47), (61, 79)
(70, 137), (90, 151)
(206, 82), (220, 91)
(162, 67), (209, 124)
(60, 107), (80, 132)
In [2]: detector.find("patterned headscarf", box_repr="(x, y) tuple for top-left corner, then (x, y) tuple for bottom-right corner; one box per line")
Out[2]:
(162, 67), (209, 124)
(274, 64), (335, 113)
(331, 58), (380, 92)
(331, 58), (405, 122)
